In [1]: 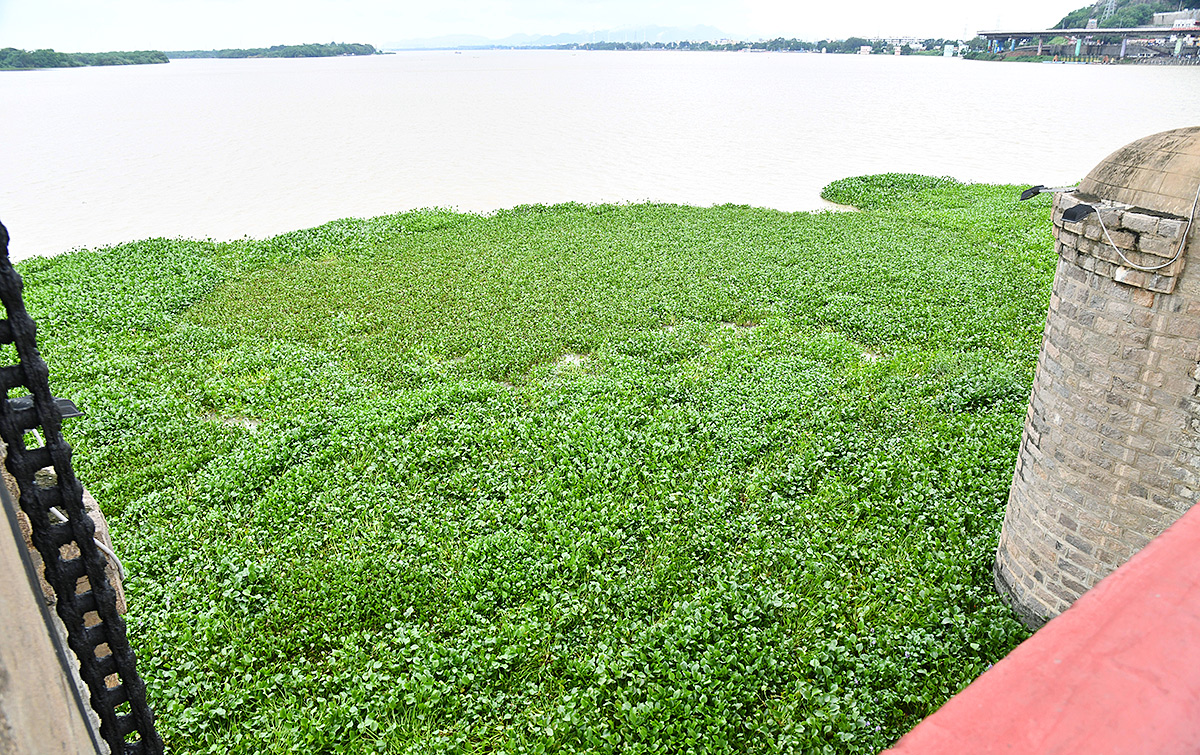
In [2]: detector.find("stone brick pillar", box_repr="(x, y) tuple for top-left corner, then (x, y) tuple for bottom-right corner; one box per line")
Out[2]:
(995, 126), (1200, 628)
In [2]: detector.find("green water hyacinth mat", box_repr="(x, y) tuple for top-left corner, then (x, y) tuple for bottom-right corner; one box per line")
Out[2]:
(18, 175), (1053, 753)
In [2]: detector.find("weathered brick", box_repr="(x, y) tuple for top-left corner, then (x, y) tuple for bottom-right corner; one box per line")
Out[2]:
(1114, 463), (1140, 481)
(1150, 441), (1182, 461)
(1125, 430), (1156, 449)
(1105, 391), (1130, 409)
(1157, 353), (1195, 375)
(1093, 316), (1120, 337)
(1045, 580), (1079, 603)
(1092, 242), (1123, 266)
(1147, 275), (1178, 295)
(1165, 318), (1200, 340)
(1130, 307), (1154, 327)
(1106, 229), (1138, 250)
(1109, 361), (1143, 382)
(1098, 440), (1137, 463)
(1107, 300), (1134, 319)
(1113, 267), (1150, 289)
(1149, 335), (1197, 359)
(1131, 289), (1156, 308)
(1141, 472), (1173, 492)
(1097, 207), (1124, 228)
(1150, 392), (1190, 421)
(1118, 345), (1156, 364)
(1156, 217), (1186, 238)
(1163, 376), (1196, 397)
(1153, 257), (1185, 278)
(1120, 211), (1158, 235)
(1166, 465), (1199, 486)
(1060, 576), (1087, 594)
(1137, 234), (1181, 258)
(1083, 348), (1112, 368)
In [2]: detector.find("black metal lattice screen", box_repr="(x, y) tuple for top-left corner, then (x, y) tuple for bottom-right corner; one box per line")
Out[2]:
(0, 221), (162, 754)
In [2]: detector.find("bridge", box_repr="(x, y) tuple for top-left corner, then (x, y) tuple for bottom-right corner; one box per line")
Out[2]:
(977, 25), (1197, 58)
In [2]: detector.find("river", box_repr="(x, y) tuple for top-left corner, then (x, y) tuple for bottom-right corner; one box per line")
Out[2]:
(1, 50), (1198, 259)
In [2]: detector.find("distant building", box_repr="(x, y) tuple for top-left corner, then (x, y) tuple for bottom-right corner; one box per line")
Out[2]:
(1154, 9), (1200, 27)
(858, 45), (873, 55)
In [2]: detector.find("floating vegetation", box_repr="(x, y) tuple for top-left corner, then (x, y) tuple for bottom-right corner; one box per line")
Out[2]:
(21, 174), (1056, 753)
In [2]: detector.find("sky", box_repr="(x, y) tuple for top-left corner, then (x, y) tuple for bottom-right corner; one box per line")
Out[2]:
(0, 0), (1092, 52)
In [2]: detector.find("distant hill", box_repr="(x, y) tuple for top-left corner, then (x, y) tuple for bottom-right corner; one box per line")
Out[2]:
(0, 48), (168, 70)
(1054, 0), (1186, 29)
(167, 42), (378, 59)
(385, 25), (730, 50)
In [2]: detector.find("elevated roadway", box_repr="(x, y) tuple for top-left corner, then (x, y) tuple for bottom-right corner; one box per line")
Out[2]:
(977, 26), (1196, 57)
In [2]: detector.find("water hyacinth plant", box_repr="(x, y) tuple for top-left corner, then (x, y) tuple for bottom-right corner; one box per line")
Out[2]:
(18, 174), (1055, 753)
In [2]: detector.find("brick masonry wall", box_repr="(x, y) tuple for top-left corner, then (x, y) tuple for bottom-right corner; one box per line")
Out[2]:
(995, 191), (1200, 628)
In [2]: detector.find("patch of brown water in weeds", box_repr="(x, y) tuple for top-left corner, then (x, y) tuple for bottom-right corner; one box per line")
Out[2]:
(555, 353), (588, 367)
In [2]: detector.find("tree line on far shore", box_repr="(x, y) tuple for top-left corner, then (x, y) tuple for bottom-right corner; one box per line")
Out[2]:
(0, 48), (168, 70)
(0, 42), (378, 71)
(534, 37), (963, 54)
(166, 42), (378, 59)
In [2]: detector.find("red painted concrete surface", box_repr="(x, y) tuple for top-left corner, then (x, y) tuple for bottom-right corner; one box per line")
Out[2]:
(883, 504), (1200, 755)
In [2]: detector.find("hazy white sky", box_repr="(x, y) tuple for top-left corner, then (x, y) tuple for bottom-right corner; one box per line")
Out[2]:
(0, 0), (1090, 51)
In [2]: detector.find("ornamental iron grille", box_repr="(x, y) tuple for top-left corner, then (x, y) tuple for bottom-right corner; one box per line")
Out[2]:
(0, 221), (163, 754)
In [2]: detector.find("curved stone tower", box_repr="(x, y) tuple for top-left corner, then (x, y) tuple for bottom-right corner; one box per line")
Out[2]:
(995, 126), (1200, 628)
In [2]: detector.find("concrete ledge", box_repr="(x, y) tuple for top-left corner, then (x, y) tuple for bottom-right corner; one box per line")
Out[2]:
(884, 502), (1200, 754)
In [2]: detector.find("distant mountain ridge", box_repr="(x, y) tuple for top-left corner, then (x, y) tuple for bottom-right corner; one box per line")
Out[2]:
(384, 25), (731, 50)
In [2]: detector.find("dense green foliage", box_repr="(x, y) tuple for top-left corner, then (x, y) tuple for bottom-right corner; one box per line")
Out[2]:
(1055, 0), (1182, 29)
(962, 52), (1054, 62)
(20, 175), (1055, 753)
(0, 47), (168, 70)
(166, 42), (378, 59)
